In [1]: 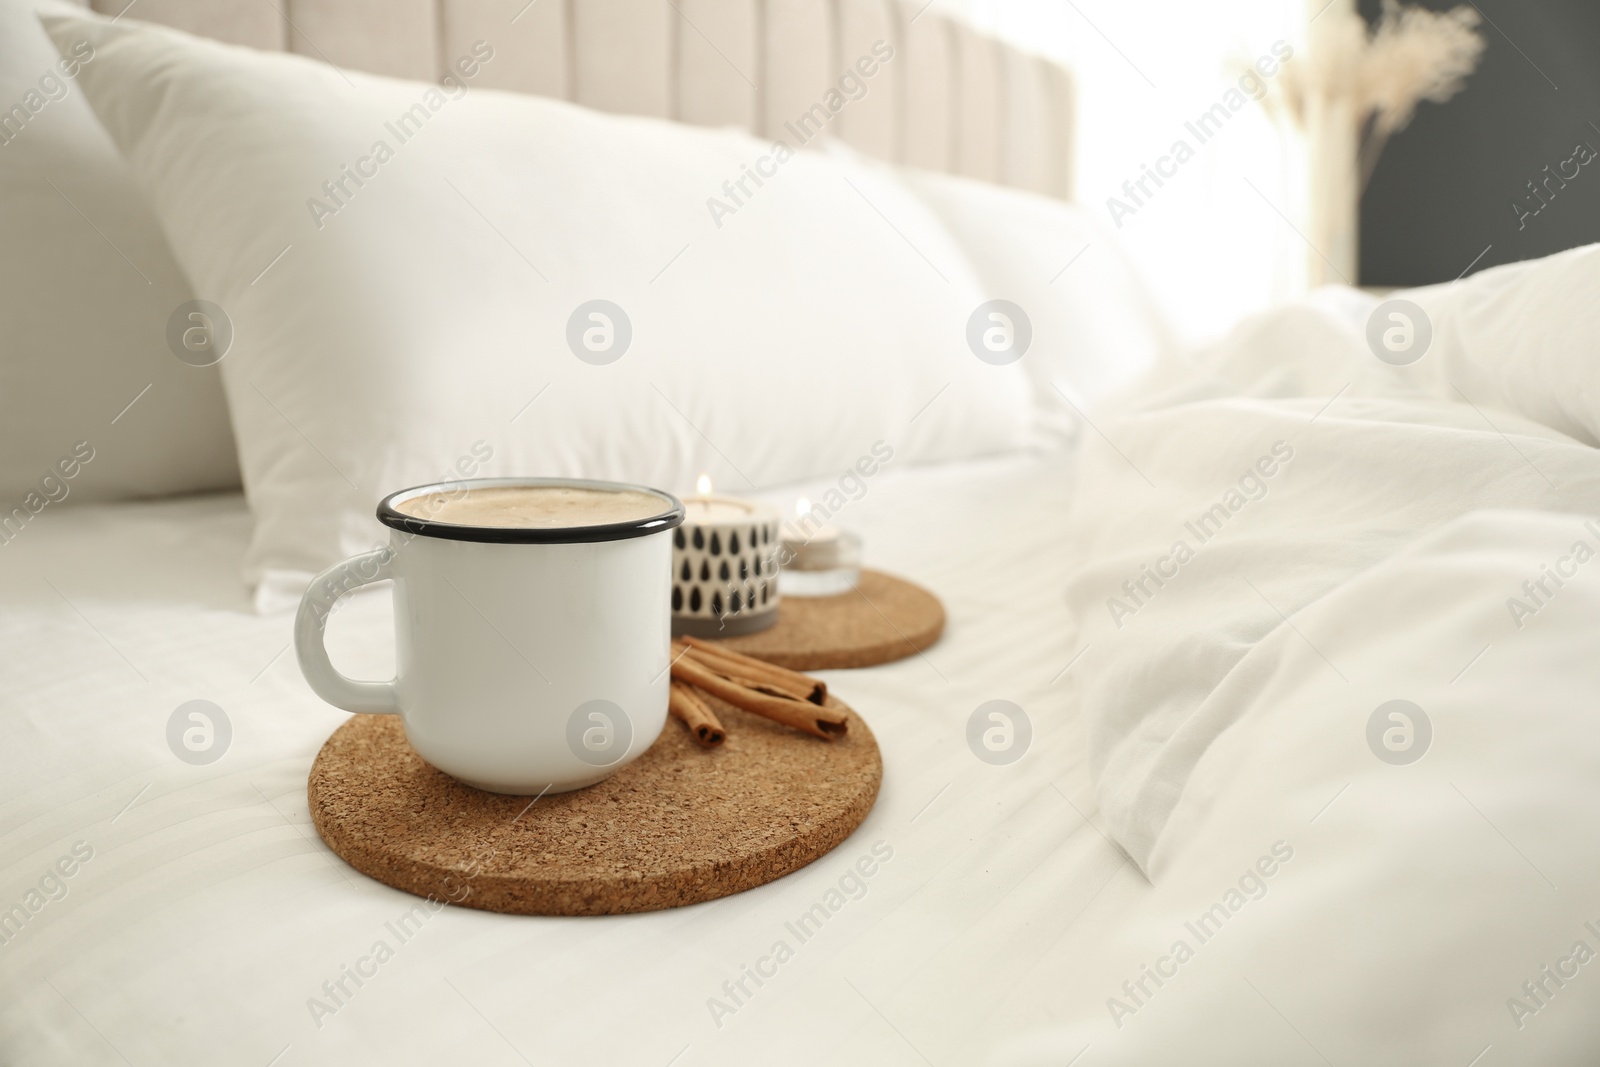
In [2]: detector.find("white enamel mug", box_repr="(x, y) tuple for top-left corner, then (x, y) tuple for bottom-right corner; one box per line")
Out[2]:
(294, 477), (685, 794)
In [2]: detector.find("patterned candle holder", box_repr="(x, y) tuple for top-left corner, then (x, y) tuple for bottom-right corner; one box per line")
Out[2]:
(672, 487), (782, 637)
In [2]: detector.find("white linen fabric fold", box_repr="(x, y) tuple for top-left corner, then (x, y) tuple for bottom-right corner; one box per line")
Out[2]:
(984, 249), (1600, 1062)
(1059, 247), (1600, 876)
(999, 507), (1600, 1065)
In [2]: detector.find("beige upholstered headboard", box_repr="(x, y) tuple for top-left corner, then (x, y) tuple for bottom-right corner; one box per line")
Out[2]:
(80, 0), (1073, 199)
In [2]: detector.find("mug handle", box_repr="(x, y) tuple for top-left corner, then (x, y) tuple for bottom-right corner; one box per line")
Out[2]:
(294, 548), (400, 715)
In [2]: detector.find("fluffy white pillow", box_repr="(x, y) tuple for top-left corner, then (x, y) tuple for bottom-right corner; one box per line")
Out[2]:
(898, 166), (1175, 447)
(44, 10), (1029, 606)
(0, 0), (239, 505)
(1396, 243), (1600, 446)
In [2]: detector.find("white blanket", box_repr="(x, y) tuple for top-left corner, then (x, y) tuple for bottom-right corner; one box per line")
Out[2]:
(1062, 263), (1600, 876)
(1010, 252), (1600, 1063)
(1002, 506), (1600, 1064)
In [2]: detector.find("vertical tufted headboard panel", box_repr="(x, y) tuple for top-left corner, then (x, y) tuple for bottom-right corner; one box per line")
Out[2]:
(84, 0), (1074, 199)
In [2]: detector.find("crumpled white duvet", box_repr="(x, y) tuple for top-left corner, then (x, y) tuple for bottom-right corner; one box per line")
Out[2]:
(1064, 252), (1600, 876)
(1011, 247), (1600, 1063)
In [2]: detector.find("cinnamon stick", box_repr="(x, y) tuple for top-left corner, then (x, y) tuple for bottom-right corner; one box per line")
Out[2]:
(679, 636), (827, 705)
(669, 681), (725, 748)
(675, 648), (815, 704)
(670, 655), (848, 740)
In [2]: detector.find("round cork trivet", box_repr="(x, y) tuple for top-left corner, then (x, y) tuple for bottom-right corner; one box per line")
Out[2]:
(707, 569), (944, 670)
(307, 695), (880, 916)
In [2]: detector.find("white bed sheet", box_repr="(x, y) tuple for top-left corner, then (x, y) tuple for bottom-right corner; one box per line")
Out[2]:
(0, 454), (1139, 1067)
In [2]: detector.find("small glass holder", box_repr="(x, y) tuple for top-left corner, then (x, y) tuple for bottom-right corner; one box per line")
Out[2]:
(779, 529), (862, 597)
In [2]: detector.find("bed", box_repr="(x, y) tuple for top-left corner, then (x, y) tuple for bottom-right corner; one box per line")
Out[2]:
(6, 0), (1600, 1064)
(0, 455), (1137, 1066)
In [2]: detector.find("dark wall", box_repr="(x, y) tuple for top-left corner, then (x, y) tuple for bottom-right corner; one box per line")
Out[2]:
(1358, 0), (1600, 285)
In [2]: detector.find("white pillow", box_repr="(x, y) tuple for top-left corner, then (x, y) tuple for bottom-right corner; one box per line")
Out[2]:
(898, 166), (1175, 447)
(0, 0), (239, 505)
(44, 10), (1029, 606)
(1396, 242), (1600, 446)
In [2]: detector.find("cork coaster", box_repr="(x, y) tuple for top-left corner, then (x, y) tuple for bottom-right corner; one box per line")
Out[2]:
(308, 695), (881, 916)
(707, 569), (944, 670)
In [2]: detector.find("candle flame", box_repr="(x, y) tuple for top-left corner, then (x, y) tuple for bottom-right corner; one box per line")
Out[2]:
(696, 472), (713, 497)
(795, 496), (812, 517)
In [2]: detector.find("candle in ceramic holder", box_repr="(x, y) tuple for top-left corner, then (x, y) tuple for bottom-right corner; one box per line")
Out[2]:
(671, 475), (782, 637)
(780, 497), (862, 597)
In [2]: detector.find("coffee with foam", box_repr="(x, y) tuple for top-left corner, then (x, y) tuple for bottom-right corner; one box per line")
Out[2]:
(396, 485), (667, 529)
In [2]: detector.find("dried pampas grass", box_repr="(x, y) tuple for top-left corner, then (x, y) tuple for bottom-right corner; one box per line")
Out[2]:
(1265, 0), (1485, 187)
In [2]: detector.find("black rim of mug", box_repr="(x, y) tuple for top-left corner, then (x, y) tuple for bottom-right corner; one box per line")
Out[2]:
(376, 477), (686, 545)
